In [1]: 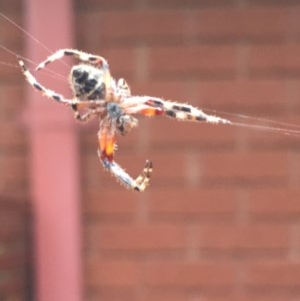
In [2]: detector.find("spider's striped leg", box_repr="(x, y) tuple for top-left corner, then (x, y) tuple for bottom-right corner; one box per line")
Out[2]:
(99, 156), (153, 192)
(70, 102), (106, 123)
(126, 96), (231, 125)
(19, 58), (106, 121)
(117, 78), (131, 97)
(36, 48), (109, 71)
(18, 58), (75, 105)
(98, 129), (152, 192)
(147, 98), (231, 124)
(70, 105), (105, 123)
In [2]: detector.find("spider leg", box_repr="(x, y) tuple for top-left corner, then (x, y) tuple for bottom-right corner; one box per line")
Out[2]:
(98, 128), (152, 192)
(124, 96), (231, 125)
(19, 58), (106, 121)
(18, 58), (72, 105)
(36, 48), (109, 71)
(117, 78), (131, 98)
(71, 105), (105, 123)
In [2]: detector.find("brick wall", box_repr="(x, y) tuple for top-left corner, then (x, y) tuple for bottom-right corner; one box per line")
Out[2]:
(76, 1), (300, 301)
(2, 0), (300, 301)
(0, 201), (32, 301)
(0, 1), (32, 301)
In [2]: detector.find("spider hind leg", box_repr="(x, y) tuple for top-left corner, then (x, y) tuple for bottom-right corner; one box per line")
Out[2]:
(99, 152), (152, 192)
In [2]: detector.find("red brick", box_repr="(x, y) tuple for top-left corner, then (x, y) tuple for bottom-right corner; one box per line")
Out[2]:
(249, 44), (300, 74)
(0, 250), (27, 268)
(202, 151), (288, 179)
(0, 210), (27, 241)
(149, 45), (237, 78)
(197, 224), (289, 251)
(248, 0), (300, 6)
(285, 79), (300, 107)
(89, 223), (187, 251)
(0, 204), (29, 301)
(248, 134), (300, 153)
(132, 80), (192, 104)
(235, 114), (300, 143)
(148, 189), (237, 220)
(287, 5), (300, 38)
(0, 272), (26, 293)
(143, 262), (236, 288)
(144, 294), (287, 301)
(142, 151), (188, 182)
(0, 154), (27, 188)
(0, 122), (27, 149)
(141, 292), (188, 301)
(202, 297), (288, 301)
(83, 190), (139, 216)
(80, 125), (99, 150)
(143, 295), (289, 301)
(81, 152), (106, 186)
(76, 0), (136, 10)
(86, 291), (136, 301)
(99, 47), (136, 80)
(194, 79), (288, 113)
(0, 84), (25, 118)
(0, 49), (23, 82)
(78, 10), (186, 45)
(244, 261), (300, 288)
(86, 259), (139, 288)
(193, 8), (288, 39)
(0, 1), (23, 13)
(148, 0), (235, 8)
(0, 292), (28, 301)
(0, 13), (23, 49)
(249, 189), (300, 219)
(147, 117), (238, 147)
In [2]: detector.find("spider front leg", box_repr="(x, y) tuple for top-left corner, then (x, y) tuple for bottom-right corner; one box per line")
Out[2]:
(98, 129), (152, 192)
(70, 101), (107, 123)
(18, 58), (82, 106)
(70, 105), (100, 122)
(36, 48), (109, 71)
(117, 78), (131, 98)
(125, 96), (231, 124)
(19, 58), (107, 122)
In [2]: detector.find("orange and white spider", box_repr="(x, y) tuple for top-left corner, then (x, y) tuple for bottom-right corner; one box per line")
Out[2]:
(18, 49), (231, 192)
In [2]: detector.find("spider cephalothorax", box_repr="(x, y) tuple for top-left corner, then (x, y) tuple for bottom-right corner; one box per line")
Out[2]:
(18, 49), (230, 191)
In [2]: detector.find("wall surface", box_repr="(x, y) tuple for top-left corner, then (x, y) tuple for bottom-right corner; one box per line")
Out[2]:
(2, 0), (300, 301)
(0, 1), (31, 301)
(76, 1), (300, 301)
(0, 201), (31, 301)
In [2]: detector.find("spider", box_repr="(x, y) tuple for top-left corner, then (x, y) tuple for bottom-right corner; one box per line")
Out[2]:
(18, 49), (231, 192)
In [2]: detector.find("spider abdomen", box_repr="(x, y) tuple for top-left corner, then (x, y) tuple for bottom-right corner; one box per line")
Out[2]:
(70, 64), (107, 100)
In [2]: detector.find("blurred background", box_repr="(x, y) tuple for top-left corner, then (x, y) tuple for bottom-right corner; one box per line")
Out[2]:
(1, 0), (300, 300)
